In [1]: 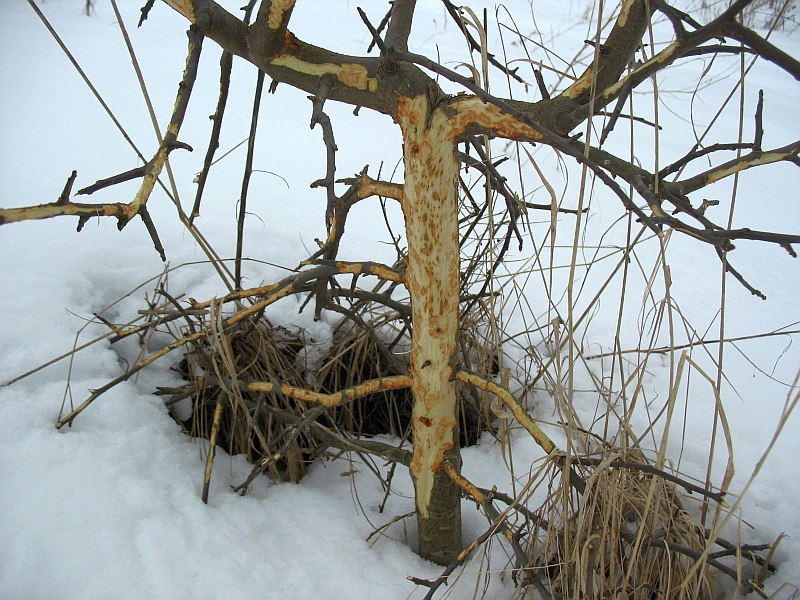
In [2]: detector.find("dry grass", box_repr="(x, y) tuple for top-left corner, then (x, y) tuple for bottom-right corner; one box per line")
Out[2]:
(516, 451), (718, 599)
(179, 313), (317, 482)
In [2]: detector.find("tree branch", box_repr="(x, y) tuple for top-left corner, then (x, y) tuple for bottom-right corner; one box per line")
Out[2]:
(190, 50), (233, 221)
(722, 19), (800, 81)
(300, 259), (404, 282)
(677, 139), (800, 194)
(247, 374), (413, 408)
(235, 69), (266, 288)
(0, 198), (137, 228)
(308, 74), (339, 233)
(455, 370), (556, 455)
(574, 2), (762, 122)
(251, 0), (296, 59)
(658, 142), (756, 179)
(384, 0), (417, 53)
(77, 166), (147, 196)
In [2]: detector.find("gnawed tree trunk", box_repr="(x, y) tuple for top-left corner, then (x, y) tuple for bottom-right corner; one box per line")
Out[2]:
(397, 94), (462, 564)
(396, 93), (546, 564)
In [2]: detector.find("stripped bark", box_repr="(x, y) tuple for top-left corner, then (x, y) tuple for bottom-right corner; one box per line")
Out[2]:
(397, 94), (463, 563)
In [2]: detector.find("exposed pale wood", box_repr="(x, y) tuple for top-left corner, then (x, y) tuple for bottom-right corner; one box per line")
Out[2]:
(397, 95), (461, 524)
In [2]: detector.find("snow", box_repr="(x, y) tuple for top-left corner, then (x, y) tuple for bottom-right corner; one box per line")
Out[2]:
(1, 1), (798, 599)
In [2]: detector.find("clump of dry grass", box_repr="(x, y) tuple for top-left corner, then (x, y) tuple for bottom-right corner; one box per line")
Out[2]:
(519, 449), (717, 600)
(176, 314), (319, 483)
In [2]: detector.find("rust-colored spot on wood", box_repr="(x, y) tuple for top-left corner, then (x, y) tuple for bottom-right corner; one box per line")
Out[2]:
(396, 96), (423, 129)
(285, 30), (299, 49)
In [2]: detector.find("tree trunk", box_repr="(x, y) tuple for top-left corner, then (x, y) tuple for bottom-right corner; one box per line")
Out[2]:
(396, 94), (463, 565)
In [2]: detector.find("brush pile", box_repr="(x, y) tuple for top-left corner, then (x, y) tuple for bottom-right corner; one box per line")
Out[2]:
(153, 278), (498, 489)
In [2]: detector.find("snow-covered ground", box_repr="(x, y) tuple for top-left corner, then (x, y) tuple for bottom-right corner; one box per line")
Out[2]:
(1, 1), (798, 598)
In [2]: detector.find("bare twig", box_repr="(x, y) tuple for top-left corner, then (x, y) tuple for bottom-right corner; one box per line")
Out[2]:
(574, 456), (727, 504)
(202, 400), (224, 503)
(190, 50), (233, 221)
(308, 74), (339, 235)
(138, 0), (156, 27)
(58, 170), (78, 205)
(235, 69), (266, 288)
(77, 166), (147, 196)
